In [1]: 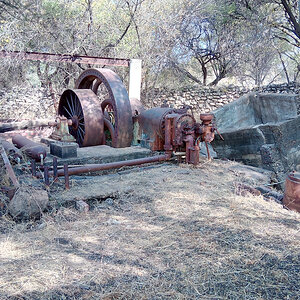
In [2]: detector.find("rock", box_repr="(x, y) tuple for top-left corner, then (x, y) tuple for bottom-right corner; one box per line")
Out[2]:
(8, 186), (49, 220)
(75, 200), (89, 212)
(200, 142), (217, 158)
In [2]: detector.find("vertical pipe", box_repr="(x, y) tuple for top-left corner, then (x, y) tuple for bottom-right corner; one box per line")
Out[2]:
(53, 157), (58, 181)
(44, 166), (49, 186)
(164, 117), (173, 153)
(64, 164), (70, 189)
(185, 135), (194, 164)
(31, 160), (36, 177)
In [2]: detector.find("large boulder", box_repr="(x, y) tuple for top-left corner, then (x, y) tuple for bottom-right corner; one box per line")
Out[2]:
(211, 93), (300, 186)
(8, 186), (49, 220)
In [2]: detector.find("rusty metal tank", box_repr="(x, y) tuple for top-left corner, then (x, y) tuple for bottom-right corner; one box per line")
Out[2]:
(137, 107), (173, 151)
(138, 107), (174, 139)
(283, 172), (300, 213)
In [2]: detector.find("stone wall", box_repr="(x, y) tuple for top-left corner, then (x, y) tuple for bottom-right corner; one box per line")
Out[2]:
(0, 82), (299, 122)
(143, 82), (300, 116)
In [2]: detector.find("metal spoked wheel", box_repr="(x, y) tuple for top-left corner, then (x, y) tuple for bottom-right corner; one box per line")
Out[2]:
(75, 68), (133, 148)
(58, 89), (104, 147)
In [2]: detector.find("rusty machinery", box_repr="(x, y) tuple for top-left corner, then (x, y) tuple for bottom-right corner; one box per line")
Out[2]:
(1, 67), (222, 191)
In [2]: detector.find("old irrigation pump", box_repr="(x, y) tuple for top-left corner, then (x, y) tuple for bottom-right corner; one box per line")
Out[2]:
(1, 68), (222, 186)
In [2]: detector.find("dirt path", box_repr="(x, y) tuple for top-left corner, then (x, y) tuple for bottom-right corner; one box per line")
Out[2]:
(0, 160), (299, 299)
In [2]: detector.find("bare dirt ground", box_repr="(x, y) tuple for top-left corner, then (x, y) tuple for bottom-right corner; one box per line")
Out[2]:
(0, 159), (299, 299)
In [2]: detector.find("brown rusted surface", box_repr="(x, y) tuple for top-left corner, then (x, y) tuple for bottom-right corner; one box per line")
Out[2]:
(76, 68), (133, 148)
(172, 114), (196, 147)
(129, 97), (145, 116)
(0, 144), (19, 188)
(49, 154), (170, 177)
(0, 50), (130, 66)
(0, 138), (22, 160)
(64, 164), (70, 190)
(12, 135), (47, 162)
(138, 107), (174, 151)
(283, 172), (300, 213)
(58, 89), (104, 147)
(138, 107), (217, 163)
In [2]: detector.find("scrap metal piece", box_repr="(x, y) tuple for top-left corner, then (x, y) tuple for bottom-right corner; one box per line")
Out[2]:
(283, 172), (300, 213)
(75, 68), (133, 148)
(58, 89), (104, 147)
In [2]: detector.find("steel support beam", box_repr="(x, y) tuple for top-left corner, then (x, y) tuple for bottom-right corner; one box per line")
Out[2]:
(0, 50), (130, 67)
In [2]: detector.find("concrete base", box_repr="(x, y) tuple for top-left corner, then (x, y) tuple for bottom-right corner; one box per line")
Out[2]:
(44, 145), (152, 167)
(50, 142), (78, 158)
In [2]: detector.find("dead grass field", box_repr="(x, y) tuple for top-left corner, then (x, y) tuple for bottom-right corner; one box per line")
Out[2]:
(0, 159), (299, 299)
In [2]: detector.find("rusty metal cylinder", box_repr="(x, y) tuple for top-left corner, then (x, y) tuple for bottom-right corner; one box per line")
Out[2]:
(283, 172), (300, 213)
(12, 135), (47, 162)
(138, 107), (174, 139)
(0, 138), (22, 159)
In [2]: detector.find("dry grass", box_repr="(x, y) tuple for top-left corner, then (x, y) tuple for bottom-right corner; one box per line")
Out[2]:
(0, 159), (299, 299)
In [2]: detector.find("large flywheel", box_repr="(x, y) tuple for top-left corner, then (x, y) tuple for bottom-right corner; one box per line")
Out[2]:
(58, 89), (104, 147)
(75, 68), (133, 148)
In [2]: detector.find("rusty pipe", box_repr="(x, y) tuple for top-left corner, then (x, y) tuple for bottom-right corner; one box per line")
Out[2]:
(164, 117), (173, 153)
(0, 138), (22, 160)
(12, 135), (47, 162)
(48, 154), (171, 177)
(184, 135), (194, 164)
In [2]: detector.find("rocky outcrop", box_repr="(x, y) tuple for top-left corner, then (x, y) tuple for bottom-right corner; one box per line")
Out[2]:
(211, 93), (300, 186)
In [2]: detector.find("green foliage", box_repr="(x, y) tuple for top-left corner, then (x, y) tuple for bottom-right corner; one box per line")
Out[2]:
(0, 0), (299, 91)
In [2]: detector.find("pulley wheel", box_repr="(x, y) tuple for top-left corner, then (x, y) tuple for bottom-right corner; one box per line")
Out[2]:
(58, 89), (104, 147)
(75, 68), (133, 148)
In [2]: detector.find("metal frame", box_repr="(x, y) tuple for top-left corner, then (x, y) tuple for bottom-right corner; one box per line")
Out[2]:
(0, 50), (142, 101)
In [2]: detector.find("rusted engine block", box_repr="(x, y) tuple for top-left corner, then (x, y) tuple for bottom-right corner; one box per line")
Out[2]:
(137, 106), (221, 164)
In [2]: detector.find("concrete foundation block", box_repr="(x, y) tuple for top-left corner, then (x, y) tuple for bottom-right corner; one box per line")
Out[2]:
(50, 142), (78, 158)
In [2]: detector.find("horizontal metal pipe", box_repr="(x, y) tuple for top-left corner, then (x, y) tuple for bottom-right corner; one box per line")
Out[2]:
(49, 154), (171, 177)
(12, 135), (47, 161)
(0, 138), (22, 159)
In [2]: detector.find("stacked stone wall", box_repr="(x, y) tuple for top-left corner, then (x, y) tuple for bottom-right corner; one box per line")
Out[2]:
(143, 82), (300, 116)
(0, 82), (299, 121)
